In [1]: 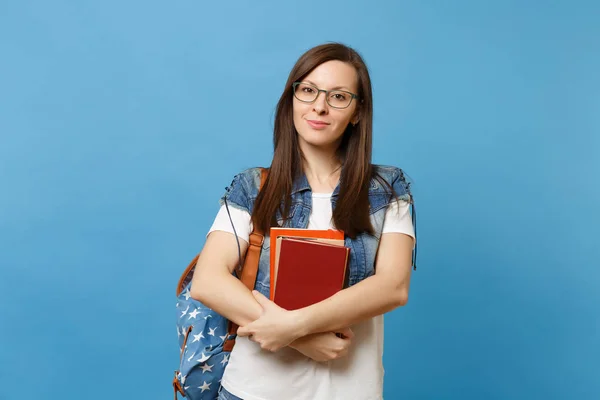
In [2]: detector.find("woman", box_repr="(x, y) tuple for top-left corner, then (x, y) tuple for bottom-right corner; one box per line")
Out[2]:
(191, 42), (416, 400)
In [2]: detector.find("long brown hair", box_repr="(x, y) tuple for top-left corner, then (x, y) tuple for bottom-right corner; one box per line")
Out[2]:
(252, 43), (376, 239)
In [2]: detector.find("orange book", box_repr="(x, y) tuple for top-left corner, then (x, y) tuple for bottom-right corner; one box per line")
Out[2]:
(272, 237), (350, 310)
(269, 227), (344, 299)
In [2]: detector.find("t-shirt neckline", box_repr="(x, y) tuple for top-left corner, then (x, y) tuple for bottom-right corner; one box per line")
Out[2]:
(312, 192), (333, 198)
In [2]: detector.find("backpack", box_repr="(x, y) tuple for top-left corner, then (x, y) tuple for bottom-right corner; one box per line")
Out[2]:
(173, 168), (268, 399)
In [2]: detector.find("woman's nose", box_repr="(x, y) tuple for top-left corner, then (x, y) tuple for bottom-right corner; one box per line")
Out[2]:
(313, 91), (329, 114)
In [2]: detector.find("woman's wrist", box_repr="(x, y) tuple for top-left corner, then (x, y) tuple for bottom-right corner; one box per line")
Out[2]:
(291, 308), (312, 338)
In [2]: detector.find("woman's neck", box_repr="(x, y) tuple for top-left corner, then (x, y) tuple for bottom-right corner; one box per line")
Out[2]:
(300, 142), (342, 193)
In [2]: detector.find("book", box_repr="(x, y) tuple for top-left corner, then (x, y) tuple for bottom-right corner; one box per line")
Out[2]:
(269, 227), (345, 299)
(272, 236), (345, 293)
(271, 237), (350, 311)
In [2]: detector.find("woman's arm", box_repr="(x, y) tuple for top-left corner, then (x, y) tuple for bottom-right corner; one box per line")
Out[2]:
(237, 232), (414, 350)
(190, 230), (263, 327)
(191, 229), (354, 361)
(295, 232), (414, 336)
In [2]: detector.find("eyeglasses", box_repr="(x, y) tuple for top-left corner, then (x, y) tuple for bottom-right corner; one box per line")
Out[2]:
(292, 82), (359, 109)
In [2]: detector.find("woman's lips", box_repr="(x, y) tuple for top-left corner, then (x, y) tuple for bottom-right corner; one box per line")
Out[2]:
(306, 120), (330, 129)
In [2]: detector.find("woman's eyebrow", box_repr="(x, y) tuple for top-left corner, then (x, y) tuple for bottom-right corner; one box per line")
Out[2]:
(303, 79), (352, 91)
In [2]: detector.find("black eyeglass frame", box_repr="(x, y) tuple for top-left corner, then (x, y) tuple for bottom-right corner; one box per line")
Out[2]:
(292, 81), (360, 109)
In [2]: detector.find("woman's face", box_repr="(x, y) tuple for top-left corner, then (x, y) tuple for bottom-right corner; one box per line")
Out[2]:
(292, 60), (359, 152)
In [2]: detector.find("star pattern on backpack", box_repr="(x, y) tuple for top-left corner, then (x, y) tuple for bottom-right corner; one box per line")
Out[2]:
(175, 289), (232, 399)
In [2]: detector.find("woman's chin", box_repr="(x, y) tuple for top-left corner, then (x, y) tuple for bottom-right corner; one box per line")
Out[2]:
(298, 132), (340, 150)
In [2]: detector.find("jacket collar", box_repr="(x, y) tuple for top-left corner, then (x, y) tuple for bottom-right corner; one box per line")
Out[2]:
(291, 171), (341, 197)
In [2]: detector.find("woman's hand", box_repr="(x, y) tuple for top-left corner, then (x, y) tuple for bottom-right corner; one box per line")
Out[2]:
(236, 290), (304, 352)
(289, 328), (354, 362)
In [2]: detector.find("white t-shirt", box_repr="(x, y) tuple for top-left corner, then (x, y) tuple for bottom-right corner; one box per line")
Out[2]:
(207, 193), (415, 400)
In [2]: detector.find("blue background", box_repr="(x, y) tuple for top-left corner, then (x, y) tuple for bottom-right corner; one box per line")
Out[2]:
(1, 1), (598, 399)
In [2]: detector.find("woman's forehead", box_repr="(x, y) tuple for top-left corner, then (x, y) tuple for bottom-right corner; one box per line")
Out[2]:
(303, 61), (358, 91)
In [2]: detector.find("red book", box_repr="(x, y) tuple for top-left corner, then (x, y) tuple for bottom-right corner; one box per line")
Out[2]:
(272, 237), (350, 311)
(269, 227), (344, 299)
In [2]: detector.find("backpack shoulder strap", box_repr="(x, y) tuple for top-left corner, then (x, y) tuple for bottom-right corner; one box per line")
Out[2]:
(238, 167), (268, 289)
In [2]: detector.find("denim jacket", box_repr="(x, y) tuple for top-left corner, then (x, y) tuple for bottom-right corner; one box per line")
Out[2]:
(219, 165), (416, 298)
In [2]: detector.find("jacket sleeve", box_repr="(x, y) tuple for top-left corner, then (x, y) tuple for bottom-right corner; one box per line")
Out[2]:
(390, 167), (418, 270)
(219, 171), (251, 214)
(390, 167), (413, 203)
